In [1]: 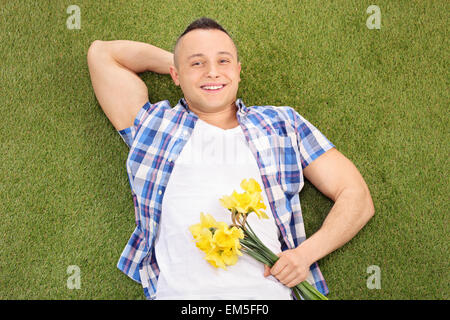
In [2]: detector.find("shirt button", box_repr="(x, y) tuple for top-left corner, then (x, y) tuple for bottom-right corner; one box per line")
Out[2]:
(158, 190), (162, 195)
(183, 130), (189, 136)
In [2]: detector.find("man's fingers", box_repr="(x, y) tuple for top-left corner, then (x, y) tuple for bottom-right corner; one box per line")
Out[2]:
(280, 271), (298, 287)
(263, 265), (271, 277)
(274, 264), (293, 283)
(270, 257), (288, 276)
(263, 250), (309, 287)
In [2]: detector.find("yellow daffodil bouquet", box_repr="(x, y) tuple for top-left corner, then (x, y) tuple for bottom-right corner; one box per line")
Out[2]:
(189, 178), (328, 300)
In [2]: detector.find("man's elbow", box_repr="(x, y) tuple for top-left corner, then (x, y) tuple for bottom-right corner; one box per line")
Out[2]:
(87, 40), (104, 61)
(353, 179), (375, 219)
(367, 193), (375, 218)
(343, 185), (375, 222)
(349, 187), (375, 230)
(362, 187), (375, 221)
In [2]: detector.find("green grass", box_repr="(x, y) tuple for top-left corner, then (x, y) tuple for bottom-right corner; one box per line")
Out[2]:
(0, 0), (448, 299)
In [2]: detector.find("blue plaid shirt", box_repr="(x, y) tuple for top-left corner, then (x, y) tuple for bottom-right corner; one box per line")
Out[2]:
(117, 98), (335, 300)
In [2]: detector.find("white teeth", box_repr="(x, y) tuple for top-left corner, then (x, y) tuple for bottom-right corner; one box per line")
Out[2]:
(202, 85), (223, 90)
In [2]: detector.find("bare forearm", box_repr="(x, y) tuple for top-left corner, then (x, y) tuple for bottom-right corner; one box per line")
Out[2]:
(296, 188), (375, 266)
(93, 40), (173, 74)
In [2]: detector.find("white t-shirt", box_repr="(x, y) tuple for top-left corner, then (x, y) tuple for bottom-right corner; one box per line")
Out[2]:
(154, 118), (292, 300)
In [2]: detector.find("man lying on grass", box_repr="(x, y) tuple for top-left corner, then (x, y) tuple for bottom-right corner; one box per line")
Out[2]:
(87, 17), (374, 300)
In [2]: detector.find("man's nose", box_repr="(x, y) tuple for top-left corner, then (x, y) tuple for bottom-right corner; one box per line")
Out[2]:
(206, 63), (220, 78)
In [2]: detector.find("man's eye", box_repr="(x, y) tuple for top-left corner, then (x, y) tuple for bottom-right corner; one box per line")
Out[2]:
(220, 59), (230, 63)
(192, 61), (202, 66)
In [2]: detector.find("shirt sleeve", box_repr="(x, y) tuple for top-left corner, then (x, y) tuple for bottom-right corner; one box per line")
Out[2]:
(290, 108), (336, 170)
(117, 101), (156, 148)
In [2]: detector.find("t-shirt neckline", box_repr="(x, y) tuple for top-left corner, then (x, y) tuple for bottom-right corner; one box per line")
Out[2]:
(196, 118), (241, 133)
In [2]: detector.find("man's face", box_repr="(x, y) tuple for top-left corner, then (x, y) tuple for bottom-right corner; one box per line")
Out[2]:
(170, 29), (241, 114)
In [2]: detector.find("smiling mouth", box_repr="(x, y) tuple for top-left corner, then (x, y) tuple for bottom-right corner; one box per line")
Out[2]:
(200, 84), (226, 92)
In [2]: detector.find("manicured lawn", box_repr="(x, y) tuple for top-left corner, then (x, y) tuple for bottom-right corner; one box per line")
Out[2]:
(0, 0), (448, 299)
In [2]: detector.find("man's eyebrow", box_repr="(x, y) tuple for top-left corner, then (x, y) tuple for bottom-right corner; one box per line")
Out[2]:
(187, 51), (234, 60)
(217, 51), (234, 57)
(187, 53), (204, 60)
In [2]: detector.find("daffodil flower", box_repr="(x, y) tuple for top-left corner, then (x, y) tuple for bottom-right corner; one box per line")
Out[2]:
(240, 178), (262, 193)
(189, 178), (328, 300)
(189, 213), (244, 270)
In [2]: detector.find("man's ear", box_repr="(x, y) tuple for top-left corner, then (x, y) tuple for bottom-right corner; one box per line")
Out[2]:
(169, 65), (180, 86)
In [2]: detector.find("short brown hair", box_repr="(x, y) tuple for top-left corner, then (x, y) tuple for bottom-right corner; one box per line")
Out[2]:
(177, 17), (231, 41)
(173, 17), (238, 67)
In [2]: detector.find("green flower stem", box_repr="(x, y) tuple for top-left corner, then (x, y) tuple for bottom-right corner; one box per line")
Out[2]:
(297, 281), (328, 300)
(241, 246), (271, 266)
(244, 223), (278, 260)
(239, 221), (328, 300)
(295, 284), (314, 300)
(243, 238), (278, 265)
(293, 286), (303, 300)
(240, 239), (274, 265)
(240, 239), (275, 264)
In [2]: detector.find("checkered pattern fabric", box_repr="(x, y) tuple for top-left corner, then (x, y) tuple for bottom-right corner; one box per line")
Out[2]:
(117, 98), (335, 299)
